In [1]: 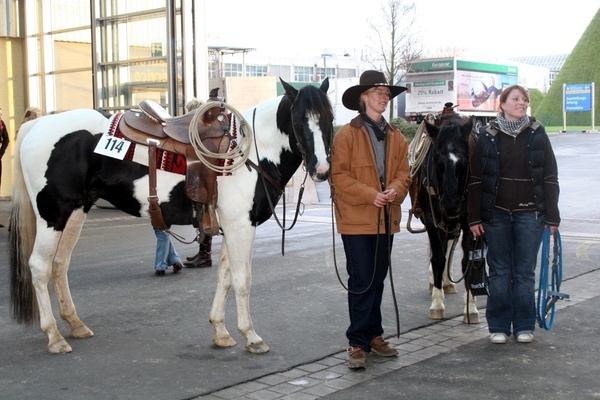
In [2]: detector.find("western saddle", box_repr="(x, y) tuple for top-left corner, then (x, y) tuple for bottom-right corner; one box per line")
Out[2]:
(116, 99), (232, 236)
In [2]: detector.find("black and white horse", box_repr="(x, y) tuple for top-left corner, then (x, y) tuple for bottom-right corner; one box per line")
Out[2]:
(9, 78), (333, 354)
(417, 117), (481, 323)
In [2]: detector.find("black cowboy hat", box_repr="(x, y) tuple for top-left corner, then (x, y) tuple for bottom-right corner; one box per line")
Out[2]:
(342, 70), (407, 111)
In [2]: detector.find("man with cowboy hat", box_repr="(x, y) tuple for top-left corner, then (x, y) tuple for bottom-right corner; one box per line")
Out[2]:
(330, 70), (411, 369)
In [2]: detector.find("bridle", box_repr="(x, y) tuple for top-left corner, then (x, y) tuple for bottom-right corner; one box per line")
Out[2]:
(250, 98), (332, 256)
(422, 145), (469, 236)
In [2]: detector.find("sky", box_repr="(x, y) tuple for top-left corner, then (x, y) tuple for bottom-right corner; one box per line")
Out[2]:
(205, 1), (599, 60)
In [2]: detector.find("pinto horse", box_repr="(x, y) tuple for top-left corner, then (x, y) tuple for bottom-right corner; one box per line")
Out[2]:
(414, 116), (480, 323)
(9, 78), (333, 354)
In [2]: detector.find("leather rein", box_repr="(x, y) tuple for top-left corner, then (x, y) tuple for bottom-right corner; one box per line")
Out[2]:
(249, 107), (311, 256)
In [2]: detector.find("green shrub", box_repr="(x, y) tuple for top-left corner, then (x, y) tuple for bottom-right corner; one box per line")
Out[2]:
(391, 118), (419, 142)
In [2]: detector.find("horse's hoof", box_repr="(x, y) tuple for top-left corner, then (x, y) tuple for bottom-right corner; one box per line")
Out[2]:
(462, 313), (480, 324)
(246, 341), (270, 354)
(429, 309), (445, 320)
(443, 284), (458, 294)
(71, 325), (94, 339)
(48, 339), (73, 354)
(213, 335), (236, 348)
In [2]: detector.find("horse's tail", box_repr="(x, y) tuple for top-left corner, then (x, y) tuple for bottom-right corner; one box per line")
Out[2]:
(9, 120), (40, 324)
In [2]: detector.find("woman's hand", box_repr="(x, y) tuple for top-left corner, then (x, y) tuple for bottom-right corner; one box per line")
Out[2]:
(373, 189), (396, 208)
(470, 223), (485, 237)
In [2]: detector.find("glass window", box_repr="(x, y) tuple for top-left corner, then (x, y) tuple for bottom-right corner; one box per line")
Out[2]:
(224, 63), (242, 77)
(246, 65), (267, 77)
(294, 66), (314, 83)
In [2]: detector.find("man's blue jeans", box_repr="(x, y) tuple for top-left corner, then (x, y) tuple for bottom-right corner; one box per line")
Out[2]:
(153, 227), (181, 271)
(483, 211), (545, 336)
(342, 233), (393, 351)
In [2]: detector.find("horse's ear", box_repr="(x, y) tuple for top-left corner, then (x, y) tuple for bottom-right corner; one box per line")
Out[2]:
(460, 117), (474, 139)
(425, 121), (439, 141)
(319, 77), (329, 93)
(280, 78), (298, 98)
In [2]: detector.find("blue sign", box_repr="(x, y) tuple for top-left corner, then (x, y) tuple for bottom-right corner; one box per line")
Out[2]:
(565, 83), (592, 112)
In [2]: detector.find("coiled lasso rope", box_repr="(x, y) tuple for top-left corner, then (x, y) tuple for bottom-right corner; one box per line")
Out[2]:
(188, 101), (253, 173)
(407, 118), (433, 177)
(537, 227), (569, 330)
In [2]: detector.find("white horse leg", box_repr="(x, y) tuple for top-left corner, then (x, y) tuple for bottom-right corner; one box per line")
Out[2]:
(209, 242), (237, 348)
(429, 286), (446, 320)
(428, 262), (457, 294)
(218, 223), (268, 353)
(462, 292), (481, 324)
(52, 209), (93, 339)
(30, 228), (72, 354)
(442, 239), (458, 293)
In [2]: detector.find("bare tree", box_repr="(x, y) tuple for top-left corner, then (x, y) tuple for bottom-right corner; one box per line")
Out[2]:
(367, 0), (422, 120)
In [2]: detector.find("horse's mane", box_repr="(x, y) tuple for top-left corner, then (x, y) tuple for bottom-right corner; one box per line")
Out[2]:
(298, 85), (334, 123)
(277, 84), (333, 135)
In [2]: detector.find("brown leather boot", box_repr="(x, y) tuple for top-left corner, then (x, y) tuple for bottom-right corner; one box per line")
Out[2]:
(370, 336), (398, 357)
(347, 347), (366, 369)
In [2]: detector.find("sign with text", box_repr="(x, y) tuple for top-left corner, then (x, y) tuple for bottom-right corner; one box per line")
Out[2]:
(565, 83), (592, 112)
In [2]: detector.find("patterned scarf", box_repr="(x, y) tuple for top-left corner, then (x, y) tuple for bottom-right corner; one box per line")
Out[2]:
(361, 113), (388, 141)
(495, 113), (530, 136)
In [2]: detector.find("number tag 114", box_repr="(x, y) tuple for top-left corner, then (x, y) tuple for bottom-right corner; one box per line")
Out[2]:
(93, 133), (132, 160)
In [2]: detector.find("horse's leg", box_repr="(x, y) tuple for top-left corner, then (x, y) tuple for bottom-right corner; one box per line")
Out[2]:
(220, 224), (268, 353)
(209, 241), (237, 348)
(428, 230), (447, 320)
(441, 235), (459, 294)
(462, 292), (481, 324)
(52, 209), (94, 339)
(29, 228), (72, 354)
(428, 260), (457, 293)
(460, 228), (480, 324)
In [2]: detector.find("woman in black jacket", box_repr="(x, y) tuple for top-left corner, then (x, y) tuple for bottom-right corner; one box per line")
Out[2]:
(468, 85), (560, 345)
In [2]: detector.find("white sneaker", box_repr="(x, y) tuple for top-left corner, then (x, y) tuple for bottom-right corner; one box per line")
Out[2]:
(490, 333), (508, 344)
(516, 333), (534, 343)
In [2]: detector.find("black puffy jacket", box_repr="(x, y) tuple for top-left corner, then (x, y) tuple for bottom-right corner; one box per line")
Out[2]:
(467, 118), (560, 226)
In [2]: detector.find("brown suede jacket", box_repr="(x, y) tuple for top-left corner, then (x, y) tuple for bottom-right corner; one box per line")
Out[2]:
(330, 115), (412, 235)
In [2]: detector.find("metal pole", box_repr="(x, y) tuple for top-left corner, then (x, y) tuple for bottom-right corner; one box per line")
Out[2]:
(592, 82), (596, 132)
(166, 0), (178, 116)
(562, 83), (566, 133)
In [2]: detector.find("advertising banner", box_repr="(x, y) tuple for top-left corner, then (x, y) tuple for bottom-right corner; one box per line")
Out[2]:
(455, 60), (518, 113)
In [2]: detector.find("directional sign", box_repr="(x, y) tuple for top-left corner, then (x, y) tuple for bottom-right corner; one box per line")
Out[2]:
(565, 83), (592, 112)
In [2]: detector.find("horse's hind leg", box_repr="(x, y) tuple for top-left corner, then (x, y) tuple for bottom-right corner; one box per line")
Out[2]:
(53, 209), (94, 339)
(29, 229), (72, 354)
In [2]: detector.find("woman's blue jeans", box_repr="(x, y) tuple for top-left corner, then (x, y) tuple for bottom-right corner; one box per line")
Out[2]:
(483, 210), (545, 336)
(153, 227), (181, 271)
(342, 233), (393, 351)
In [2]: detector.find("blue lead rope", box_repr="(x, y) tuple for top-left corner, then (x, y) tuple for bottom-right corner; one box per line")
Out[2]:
(536, 227), (570, 330)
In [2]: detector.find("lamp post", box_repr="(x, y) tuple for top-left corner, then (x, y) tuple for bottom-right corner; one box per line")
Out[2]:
(321, 49), (333, 80)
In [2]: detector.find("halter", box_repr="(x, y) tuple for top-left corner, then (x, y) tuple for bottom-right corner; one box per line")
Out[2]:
(249, 105), (310, 256)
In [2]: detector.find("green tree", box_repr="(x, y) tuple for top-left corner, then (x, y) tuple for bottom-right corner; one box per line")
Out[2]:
(535, 9), (600, 128)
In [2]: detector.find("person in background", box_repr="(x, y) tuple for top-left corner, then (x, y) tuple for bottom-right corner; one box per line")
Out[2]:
(330, 70), (411, 369)
(182, 88), (223, 268)
(0, 107), (10, 228)
(468, 84), (560, 345)
(153, 227), (184, 276)
(16, 106), (43, 137)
